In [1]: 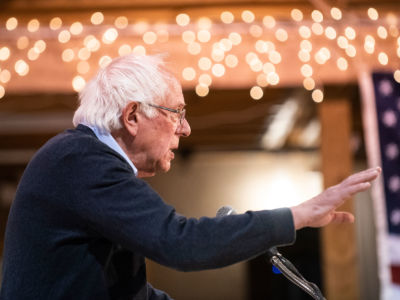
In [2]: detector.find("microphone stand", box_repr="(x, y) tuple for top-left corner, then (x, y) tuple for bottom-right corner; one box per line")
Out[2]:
(266, 248), (326, 300)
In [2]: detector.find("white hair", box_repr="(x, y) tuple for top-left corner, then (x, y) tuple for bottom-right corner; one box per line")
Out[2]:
(73, 54), (177, 132)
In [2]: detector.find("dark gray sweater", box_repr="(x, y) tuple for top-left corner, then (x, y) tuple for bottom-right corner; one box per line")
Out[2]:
(1, 125), (295, 299)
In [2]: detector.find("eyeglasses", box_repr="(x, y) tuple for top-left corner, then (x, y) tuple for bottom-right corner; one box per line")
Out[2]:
(147, 103), (186, 125)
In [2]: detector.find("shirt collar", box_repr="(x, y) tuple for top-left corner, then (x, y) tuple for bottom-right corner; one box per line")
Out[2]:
(83, 124), (138, 177)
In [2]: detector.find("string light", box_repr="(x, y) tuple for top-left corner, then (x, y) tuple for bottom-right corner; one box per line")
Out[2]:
(311, 23), (323, 36)
(298, 50), (310, 62)
(72, 75), (86, 92)
(211, 64), (225, 77)
(27, 19), (40, 33)
(70, 22), (83, 35)
(15, 59), (29, 76)
(132, 45), (146, 55)
(91, 12), (104, 25)
(0, 69), (11, 84)
(301, 64), (313, 77)
(197, 17), (212, 30)
(267, 72), (280, 85)
(344, 27), (356, 40)
(49, 17), (62, 30)
(249, 58), (263, 72)
(6, 17), (18, 31)
(275, 29), (288, 42)
(300, 40), (312, 52)
(311, 10), (323, 23)
(58, 30), (71, 43)
(325, 27), (337, 40)
(143, 31), (157, 45)
(269, 51), (282, 64)
(246, 52), (258, 64)
(0, 85), (5, 99)
(263, 62), (275, 74)
(337, 57), (348, 71)
(364, 35), (375, 54)
(377, 26), (388, 39)
(211, 48), (224, 62)
(291, 9), (303, 22)
(118, 44), (132, 56)
(378, 52), (389, 65)
(197, 30), (211, 43)
(303, 77), (315, 90)
(176, 13), (190, 27)
(337, 36), (348, 49)
(256, 74), (268, 87)
(99, 56), (112, 68)
(115, 16), (128, 29)
(315, 47), (331, 64)
(249, 25), (263, 38)
(255, 40), (268, 53)
(187, 42), (201, 55)
(62, 49), (75, 62)
(242, 10), (255, 23)
(198, 57), (212, 70)
(345, 45), (357, 57)
(0, 47), (11, 61)
(221, 11), (234, 24)
(229, 32), (242, 45)
(220, 39), (232, 52)
(27, 48), (40, 61)
(134, 21), (149, 34)
(78, 47), (91, 60)
(102, 28), (118, 44)
(368, 8), (379, 21)
(182, 31), (196, 44)
(195, 83), (209, 97)
(312, 89), (324, 103)
(85, 36), (101, 52)
(34, 40), (46, 53)
(262, 16), (276, 29)
(17, 36), (29, 50)
(198, 74), (212, 86)
(225, 54), (238, 68)
(394, 70), (400, 83)
(182, 67), (196, 81)
(299, 26), (311, 39)
(250, 86), (263, 100)
(330, 7), (342, 20)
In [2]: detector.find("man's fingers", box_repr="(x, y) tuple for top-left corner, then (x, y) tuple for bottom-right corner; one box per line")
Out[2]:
(345, 167), (381, 185)
(346, 182), (371, 196)
(331, 211), (355, 224)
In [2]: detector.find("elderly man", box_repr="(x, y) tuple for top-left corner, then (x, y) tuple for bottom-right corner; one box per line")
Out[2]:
(0, 54), (380, 299)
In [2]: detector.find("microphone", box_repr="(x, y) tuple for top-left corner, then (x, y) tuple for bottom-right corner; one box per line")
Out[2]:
(216, 205), (326, 300)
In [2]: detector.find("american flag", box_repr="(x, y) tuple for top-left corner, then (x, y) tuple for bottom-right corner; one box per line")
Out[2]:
(372, 72), (400, 296)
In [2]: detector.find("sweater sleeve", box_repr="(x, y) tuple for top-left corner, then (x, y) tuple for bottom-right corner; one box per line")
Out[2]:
(67, 143), (296, 272)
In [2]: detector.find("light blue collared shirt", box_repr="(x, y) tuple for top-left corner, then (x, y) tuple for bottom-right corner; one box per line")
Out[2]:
(83, 124), (138, 177)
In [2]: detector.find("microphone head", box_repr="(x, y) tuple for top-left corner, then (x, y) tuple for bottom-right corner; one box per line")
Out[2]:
(216, 205), (236, 217)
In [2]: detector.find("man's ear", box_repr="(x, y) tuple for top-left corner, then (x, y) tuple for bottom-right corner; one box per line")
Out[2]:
(122, 101), (140, 136)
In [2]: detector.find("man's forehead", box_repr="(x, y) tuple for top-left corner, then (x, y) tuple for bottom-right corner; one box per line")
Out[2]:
(166, 78), (185, 107)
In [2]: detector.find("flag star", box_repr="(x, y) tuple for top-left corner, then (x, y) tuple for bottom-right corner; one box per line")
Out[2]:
(388, 175), (400, 192)
(382, 110), (397, 127)
(391, 209), (400, 226)
(385, 143), (399, 160)
(379, 79), (393, 97)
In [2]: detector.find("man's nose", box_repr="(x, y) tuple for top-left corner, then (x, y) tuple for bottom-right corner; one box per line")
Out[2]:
(177, 118), (191, 137)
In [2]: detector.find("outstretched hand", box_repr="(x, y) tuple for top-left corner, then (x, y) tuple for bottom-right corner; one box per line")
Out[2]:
(290, 167), (381, 230)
